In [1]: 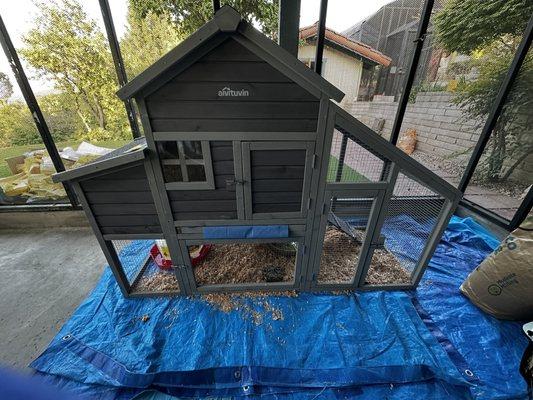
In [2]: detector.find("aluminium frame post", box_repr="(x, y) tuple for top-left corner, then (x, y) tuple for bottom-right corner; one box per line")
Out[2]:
(458, 14), (533, 193)
(388, 0), (434, 146)
(314, 0), (328, 75)
(510, 186), (533, 231)
(212, 0), (221, 13)
(379, 0), (434, 182)
(278, 0), (301, 57)
(0, 15), (78, 207)
(98, 0), (142, 139)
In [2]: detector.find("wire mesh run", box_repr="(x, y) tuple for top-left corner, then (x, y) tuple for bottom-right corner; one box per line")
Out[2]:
(364, 173), (445, 286)
(111, 239), (180, 294)
(317, 197), (374, 285)
(327, 127), (390, 183)
(190, 241), (298, 287)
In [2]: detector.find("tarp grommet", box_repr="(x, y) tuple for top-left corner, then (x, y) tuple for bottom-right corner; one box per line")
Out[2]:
(62, 334), (72, 341)
(464, 369), (474, 377)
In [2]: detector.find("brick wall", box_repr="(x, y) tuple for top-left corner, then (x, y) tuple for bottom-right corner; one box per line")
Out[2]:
(347, 92), (533, 181)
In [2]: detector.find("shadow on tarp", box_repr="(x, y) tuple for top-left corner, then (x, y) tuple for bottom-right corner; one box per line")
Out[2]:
(29, 216), (528, 399)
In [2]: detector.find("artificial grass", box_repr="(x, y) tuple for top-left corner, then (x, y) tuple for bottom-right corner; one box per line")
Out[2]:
(327, 156), (368, 182)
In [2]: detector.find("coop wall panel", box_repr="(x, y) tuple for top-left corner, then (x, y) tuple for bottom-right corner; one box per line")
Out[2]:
(145, 39), (320, 132)
(80, 164), (162, 235)
(167, 141), (238, 220)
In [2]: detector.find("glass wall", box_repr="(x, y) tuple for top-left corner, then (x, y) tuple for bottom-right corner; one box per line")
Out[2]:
(392, 0), (530, 222)
(464, 45), (532, 220)
(321, 0), (423, 137)
(0, 0), (132, 206)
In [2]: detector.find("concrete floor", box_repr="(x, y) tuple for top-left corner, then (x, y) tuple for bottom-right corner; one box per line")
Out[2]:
(0, 228), (105, 368)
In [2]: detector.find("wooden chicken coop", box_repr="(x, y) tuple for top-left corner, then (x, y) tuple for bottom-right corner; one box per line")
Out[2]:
(53, 6), (461, 297)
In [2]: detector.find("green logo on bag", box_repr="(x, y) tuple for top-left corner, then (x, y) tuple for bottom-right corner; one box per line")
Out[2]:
(488, 284), (502, 296)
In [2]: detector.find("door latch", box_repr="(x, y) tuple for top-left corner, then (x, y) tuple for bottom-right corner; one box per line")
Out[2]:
(225, 178), (245, 190)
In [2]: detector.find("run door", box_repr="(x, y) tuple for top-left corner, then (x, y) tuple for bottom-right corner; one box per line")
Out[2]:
(308, 183), (387, 290)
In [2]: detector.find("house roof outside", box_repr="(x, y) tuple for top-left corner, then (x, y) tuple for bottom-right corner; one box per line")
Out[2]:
(299, 24), (392, 67)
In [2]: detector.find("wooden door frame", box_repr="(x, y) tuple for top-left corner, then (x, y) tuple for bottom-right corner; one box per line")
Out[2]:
(241, 141), (316, 220)
(307, 183), (387, 291)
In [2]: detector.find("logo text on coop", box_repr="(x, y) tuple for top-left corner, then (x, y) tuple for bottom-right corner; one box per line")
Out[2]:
(218, 87), (249, 97)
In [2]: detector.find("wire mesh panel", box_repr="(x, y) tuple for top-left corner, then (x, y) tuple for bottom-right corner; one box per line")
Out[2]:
(111, 239), (180, 294)
(363, 173), (445, 286)
(189, 240), (299, 288)
(327, 127), (389, 183)
(316, 196), (377, 285)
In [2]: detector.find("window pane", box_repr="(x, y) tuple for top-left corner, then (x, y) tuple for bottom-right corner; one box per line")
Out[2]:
(182, 141), (203, 160)
(0, 0), (132, 207)
(464, 45), (532, 221)
(323, 0), (423, 109)
(187, 165), (206, 182)
(157, 141), (179, 159)
(162, 165), (182, 182)
(392, 0), (530, 200)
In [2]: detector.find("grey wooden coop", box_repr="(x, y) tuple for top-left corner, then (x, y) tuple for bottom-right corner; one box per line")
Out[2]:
(53, 6), (461, 298)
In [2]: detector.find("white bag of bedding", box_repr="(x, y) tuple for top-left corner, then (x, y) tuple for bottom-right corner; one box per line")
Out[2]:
(460, 214), (533, 320)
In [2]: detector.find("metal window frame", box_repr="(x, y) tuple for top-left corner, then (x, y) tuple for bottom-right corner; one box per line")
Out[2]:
(98, 0), (141, 139)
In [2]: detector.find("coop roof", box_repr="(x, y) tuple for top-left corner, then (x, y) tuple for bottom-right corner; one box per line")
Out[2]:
(299, 24), (392, 67)
(117, 6), (345, 102)
(52, 138), (148, 183)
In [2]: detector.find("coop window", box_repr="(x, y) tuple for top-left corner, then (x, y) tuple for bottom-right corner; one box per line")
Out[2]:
(157, 140), (214, 190)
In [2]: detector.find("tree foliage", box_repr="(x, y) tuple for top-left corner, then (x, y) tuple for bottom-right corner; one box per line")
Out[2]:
(0, 72), (13, 101)
(129, 0), (279, 39)
(435, 0), (533, 182)
(20, 0), (129, 138)
(121, 8), (181, 78)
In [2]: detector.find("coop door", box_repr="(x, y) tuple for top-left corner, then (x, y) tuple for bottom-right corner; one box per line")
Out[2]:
(241, 142), (315, 219)
(309, 184), (387, 289)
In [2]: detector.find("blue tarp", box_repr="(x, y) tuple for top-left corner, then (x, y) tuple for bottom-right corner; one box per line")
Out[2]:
(30, 216), (529, 399)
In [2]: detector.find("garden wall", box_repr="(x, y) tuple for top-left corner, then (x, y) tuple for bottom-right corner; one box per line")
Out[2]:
(346, 92), (532, 181)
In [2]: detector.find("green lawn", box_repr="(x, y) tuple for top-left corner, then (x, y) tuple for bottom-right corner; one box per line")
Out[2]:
(0, 140), (129, 178)
(327, 155), (368, 182)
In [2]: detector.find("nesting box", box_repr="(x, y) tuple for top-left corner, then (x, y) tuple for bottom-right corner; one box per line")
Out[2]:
(54, 6), (461, 297)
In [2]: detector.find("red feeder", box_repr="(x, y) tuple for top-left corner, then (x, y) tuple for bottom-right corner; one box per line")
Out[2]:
(150, 244), (212, 270)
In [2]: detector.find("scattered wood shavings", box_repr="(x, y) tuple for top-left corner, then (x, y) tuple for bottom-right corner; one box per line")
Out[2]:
(318, 226), (410, 285)
(133, 271), (179, 292)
